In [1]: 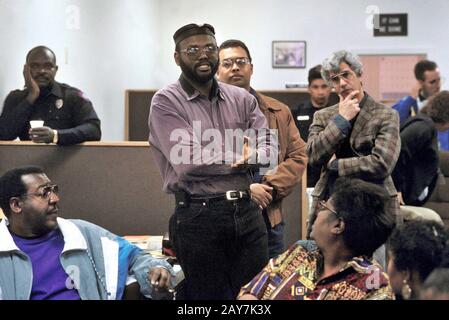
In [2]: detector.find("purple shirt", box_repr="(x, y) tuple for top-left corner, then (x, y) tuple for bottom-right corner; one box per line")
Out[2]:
(149, 77), (275, 195)
(12, 229), (81, 300)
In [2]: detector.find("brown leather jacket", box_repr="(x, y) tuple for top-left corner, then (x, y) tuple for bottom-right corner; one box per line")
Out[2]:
(255, 91), (308, 227)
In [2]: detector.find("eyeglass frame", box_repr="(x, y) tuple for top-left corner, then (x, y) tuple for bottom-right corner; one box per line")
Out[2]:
(177, 45), (218, 58)
(20, 184), (59, 200)
(220, 57), (252, 69)
(318, 200), (341, 219)
(329, 70), (355, 85)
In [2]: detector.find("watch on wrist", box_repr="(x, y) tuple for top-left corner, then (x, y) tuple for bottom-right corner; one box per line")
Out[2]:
(52, 130), (58, 144)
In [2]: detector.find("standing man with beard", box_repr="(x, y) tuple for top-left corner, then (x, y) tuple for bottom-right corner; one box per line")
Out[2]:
(149, 24), (275, 300)
(0, 46), (101, 145)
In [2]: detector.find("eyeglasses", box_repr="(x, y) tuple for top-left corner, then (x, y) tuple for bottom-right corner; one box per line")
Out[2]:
(29, 63), (56, 72)
(329, 70), (354, 85)
(318, 200), (340, 218)
(220, 57), (251, 69)
(178, 45), (218, 57)
(21, 184), (59, 200)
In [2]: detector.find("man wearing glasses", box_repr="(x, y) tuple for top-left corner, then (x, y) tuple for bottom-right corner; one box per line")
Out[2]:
(0, 166), (174, 300)
(217, 39), (307, 259)
(0, 46), (101, 145)
(149, 24), (276, 299)
(392, 60), (449, 150)
(306, 50), (401, 240)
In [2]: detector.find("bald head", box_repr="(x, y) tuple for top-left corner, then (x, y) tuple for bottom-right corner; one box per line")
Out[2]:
(26, 46), (56, 64)
(25, 46), (58, 89)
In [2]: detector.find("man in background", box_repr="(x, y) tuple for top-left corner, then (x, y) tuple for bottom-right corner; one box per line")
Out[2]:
(292, 65), (332, 188)
(0, 46), (101, 145)
(217, 39), (307, 258)
(393, 91), (449, 207)
(392, 59), (448, 150)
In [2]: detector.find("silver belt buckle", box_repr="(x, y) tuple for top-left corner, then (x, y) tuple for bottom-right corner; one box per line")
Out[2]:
(226, 190), (242, 201)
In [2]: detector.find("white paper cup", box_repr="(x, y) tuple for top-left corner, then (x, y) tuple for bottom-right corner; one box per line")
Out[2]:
(30, 120), (44, 128)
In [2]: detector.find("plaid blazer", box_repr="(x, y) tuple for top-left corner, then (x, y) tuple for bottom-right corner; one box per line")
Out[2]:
(307, 94), (400, 198)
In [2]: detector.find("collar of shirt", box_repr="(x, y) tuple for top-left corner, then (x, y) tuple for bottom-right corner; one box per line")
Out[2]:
(29, 82), (63, 99)
(417, 93), (428, 110)
(50, 82), (63, 98)
(312, 250), (372, 285)
(359, 91), (369, 109)
(178, 75), (225, 101)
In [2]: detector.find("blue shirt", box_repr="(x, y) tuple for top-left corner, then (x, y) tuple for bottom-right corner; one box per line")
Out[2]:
(393, 95), (449, 151)
(12, 229), (81, 300)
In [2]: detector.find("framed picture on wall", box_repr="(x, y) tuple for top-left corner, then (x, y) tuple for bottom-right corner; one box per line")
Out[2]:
(272, 41), (306, 68)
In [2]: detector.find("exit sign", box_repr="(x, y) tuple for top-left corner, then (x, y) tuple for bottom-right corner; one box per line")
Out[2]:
(374, 13), (408, 36)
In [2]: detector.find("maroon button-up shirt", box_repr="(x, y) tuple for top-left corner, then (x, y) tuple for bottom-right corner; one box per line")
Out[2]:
(149, 77), (276, 195)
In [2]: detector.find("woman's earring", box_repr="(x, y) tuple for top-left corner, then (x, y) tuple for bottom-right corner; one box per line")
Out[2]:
(401, 279), (412, 300)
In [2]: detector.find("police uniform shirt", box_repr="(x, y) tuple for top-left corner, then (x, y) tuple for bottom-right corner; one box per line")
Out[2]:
(0, 82), (101, 145)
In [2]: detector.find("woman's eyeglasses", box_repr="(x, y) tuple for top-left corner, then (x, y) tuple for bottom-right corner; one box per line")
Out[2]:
(318, 200), (340, 218)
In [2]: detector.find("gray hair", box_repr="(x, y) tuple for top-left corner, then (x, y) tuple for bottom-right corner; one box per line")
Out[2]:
(321, 50), (363, 84)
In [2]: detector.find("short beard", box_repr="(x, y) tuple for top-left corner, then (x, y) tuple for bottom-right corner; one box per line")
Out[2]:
(179, 58), (219, 85)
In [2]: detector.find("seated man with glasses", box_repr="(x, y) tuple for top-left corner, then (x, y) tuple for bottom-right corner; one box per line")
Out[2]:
(0, 166), (175, 300)
(149, 23), (277, 300)
(306, 50), (401, 240)
(217, 39), (307, 259)
(0, 46), (101, 145)
(238, 177), (396, 300)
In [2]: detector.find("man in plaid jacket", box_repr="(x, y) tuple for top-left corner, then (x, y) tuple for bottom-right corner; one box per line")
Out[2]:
(306, 50), (401, 237)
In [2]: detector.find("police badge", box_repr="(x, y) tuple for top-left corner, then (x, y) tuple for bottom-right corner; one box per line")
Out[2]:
(55, 99), (64, 109)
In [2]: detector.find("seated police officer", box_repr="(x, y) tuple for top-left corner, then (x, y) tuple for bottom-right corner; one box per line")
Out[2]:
(0, 46), (101, 145)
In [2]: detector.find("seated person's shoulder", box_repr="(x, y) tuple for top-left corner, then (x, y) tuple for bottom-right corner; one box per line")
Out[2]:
(66, 218), (111, 237)
(270, 241), (319, 269)
(293, 239), (318, 252)
(4, 88), (27, 100)
(281, 240), (318, 258)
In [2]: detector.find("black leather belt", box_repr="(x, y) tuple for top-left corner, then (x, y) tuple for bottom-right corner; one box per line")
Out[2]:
(175, 190), (250, 207)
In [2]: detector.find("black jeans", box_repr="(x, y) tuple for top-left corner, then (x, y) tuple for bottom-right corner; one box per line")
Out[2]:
(169, 198), (268, 300)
